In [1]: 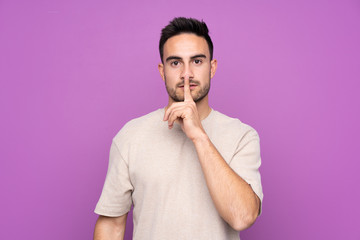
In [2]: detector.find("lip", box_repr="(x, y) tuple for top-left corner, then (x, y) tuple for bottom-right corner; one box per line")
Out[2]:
(179, 84), (198, 89)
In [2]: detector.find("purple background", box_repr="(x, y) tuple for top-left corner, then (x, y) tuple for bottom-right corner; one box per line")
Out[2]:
(1, 0), (359, 239)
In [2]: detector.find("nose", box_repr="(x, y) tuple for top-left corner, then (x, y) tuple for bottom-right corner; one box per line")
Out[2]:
(180, 63), (194, 81)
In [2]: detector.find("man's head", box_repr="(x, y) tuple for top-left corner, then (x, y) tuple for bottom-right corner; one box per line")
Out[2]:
(158, 17), (217, 103)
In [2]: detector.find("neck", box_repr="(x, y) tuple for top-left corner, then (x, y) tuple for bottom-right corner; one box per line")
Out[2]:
(165, 95), (212, 121)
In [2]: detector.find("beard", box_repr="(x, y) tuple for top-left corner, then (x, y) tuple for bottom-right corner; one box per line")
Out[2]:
(165, 77), (211, 103)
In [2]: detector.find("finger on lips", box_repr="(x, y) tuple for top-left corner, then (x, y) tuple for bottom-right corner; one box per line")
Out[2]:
(183, 75), (193, 102)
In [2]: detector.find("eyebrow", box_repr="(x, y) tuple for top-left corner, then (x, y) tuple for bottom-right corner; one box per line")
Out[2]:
(190, 54), (207, 59)
(165, 56), (182, 62)
(165, 54), (207, 62)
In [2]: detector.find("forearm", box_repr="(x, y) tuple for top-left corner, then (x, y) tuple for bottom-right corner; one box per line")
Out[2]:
(193, 134), (260, 231)
(94, 215), (127, 240)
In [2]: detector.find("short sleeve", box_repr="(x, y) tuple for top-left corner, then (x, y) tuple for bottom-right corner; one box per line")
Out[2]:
(229, 128), (263, 214)
(94, 140), (133, 217)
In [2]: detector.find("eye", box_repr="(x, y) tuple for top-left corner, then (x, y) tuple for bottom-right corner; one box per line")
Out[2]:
(194, 59), (202, 64)
(171, 61), (180, 67)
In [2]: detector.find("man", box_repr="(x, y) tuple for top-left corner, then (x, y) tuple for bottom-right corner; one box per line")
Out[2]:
(94, 17), (263, 240)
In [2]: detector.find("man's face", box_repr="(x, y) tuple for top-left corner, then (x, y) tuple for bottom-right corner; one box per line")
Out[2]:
(158, 33), (217, 102)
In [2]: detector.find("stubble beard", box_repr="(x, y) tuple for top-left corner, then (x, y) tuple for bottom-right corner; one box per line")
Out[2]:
(165, 77), (211, 103)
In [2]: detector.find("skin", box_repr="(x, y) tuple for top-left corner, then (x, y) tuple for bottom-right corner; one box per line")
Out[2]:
(94, 214), (127, 240)
(158, 33), (216, 121)
(94, 33), (260, 239)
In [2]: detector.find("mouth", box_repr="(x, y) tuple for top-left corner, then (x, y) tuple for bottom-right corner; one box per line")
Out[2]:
(178, 83), (198, 89)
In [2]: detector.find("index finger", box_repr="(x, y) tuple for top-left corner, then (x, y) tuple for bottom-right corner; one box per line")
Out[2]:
(183, 75), (193, 102)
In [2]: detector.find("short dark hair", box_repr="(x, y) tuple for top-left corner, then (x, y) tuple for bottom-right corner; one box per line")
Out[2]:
(159, 17), (214, 63)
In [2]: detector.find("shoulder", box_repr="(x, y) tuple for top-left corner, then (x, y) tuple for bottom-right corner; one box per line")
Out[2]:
(112, 109), (163, 147)
(210, 110), (259, 140)
(205, 110), (260, 163)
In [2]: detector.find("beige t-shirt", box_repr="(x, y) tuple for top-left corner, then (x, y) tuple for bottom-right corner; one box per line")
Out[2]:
(95, 108), (263, 240)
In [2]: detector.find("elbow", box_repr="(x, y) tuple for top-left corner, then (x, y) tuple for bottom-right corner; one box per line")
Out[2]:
(231, 194), (261, 231)
(230, 211), (258, 231)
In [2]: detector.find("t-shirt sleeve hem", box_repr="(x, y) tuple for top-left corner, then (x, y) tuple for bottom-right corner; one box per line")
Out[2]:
(94, 206), (130, 217)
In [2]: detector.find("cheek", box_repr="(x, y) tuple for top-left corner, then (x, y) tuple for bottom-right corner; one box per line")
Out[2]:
(164, 69), (180, 81)
(197, 68), (211, 80)
(164, 71), (177, 87)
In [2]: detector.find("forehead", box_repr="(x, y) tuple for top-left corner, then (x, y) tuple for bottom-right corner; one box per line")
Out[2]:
(163, 33), (210, 58)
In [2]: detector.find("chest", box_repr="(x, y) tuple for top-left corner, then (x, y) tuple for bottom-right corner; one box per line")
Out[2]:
(128, 126), (203, 190)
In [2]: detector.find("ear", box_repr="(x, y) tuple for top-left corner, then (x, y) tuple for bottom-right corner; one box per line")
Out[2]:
(158, 63), (165, 81)
(210, 59), (217, 79)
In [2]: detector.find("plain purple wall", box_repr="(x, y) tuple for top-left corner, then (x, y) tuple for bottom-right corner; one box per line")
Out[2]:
(1, 0), (359, 239)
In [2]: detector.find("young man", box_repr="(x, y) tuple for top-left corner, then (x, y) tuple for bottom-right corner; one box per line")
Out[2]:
(94, 17), (263, 240)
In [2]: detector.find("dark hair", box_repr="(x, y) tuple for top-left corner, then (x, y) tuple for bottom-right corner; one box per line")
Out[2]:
(159, 17), (214, 63)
